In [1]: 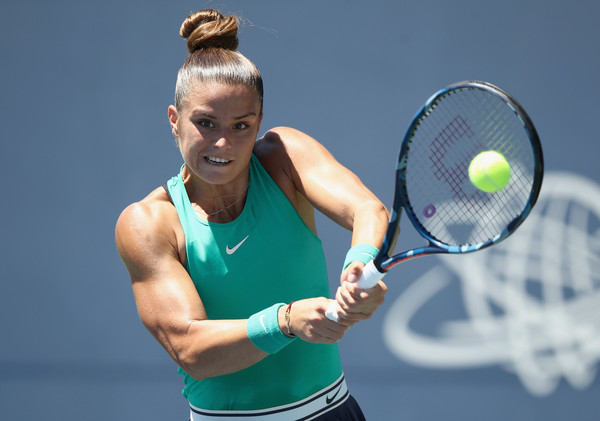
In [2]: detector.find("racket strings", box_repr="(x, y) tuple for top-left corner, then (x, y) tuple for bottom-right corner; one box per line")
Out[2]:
(404, 87), (536, 247)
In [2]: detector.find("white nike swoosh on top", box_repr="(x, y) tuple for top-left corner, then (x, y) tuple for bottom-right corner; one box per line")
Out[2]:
(226, 235), (250, 255)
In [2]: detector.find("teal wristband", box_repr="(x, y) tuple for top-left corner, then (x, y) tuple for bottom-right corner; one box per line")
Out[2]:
(343, 244), (379, 269)
(246, 303), (297, 354)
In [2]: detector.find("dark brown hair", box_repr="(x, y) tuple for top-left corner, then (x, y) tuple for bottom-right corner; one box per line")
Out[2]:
(174, 10), (263, 112)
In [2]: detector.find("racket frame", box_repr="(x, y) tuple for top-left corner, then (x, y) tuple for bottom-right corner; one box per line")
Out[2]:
(373, 80), (544, 274)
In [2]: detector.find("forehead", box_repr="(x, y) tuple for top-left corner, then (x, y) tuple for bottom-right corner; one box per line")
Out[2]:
(183, 82), (261, 114)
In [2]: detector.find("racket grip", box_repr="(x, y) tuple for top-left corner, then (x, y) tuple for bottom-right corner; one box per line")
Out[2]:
(325, 261), (386, 322)
(356, 260), (386, 289)
(325, 300), (340, 322)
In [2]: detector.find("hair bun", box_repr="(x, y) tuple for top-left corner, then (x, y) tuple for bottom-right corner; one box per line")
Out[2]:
(180, 9), (239, 53)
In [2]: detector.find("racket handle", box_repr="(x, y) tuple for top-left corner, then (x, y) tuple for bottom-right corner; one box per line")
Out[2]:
(325, 300), (340, 322)
(355, 259), (386, 289)
(325, 260), (386, 322)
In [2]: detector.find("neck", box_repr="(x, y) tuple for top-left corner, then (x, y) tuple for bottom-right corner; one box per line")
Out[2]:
(181, 166), (250, 221)
(195, 184), (249, 218)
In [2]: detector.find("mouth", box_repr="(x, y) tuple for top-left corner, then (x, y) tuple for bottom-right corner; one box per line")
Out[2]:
(205, 156), (231, 165)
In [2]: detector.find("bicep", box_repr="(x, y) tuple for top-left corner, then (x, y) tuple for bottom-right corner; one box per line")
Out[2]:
(115, 203), (206, 347)
(131, 261), (206, 338)
(116, 201), (271, 379)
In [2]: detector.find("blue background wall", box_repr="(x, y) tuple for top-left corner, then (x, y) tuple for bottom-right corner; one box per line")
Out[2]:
(1, 1), (599, 419)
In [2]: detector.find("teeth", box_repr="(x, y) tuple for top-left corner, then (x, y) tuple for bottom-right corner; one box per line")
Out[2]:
(207, 156), (230, 164)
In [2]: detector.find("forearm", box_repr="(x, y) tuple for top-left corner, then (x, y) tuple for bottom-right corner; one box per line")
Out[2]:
(333, 200), (389, 320)
(165, 299), (347, 380)
(350, 199), (389, 248)
(164, 319), (267, 380)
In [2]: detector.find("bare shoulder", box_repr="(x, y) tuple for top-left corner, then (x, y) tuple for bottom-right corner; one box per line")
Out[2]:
(253, 127), (289, 166)
(255, 127), (336, 179)
(115, 187), (184, 279)
(255, 127), (327, 158)
(116, 187), (175, 239)
(255, 127), (384, 232)
(253, 127), (297, 193)
(254, 127), (326, 231)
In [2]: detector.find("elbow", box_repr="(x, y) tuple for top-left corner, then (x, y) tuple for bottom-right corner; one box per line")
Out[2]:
(375, 200), (390, 219)
(175, 347), (209, 381)
(159, 329), (209, 380)
(361, 198), (390, 221)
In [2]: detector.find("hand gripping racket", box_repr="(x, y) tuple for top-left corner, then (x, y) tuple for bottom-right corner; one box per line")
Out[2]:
(326, 80), (544, 321)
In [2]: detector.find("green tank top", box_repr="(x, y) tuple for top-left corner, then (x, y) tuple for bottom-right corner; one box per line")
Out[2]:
(165, 154), (342, 410)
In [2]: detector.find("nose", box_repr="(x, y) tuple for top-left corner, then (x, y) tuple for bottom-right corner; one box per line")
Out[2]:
(213, 129), (231, 148)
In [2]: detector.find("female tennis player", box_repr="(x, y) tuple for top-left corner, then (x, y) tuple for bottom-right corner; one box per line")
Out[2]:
(115, 9), (389, 420)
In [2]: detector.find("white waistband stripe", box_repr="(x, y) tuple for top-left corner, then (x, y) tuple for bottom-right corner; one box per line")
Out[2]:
(190, 374), (349, 420)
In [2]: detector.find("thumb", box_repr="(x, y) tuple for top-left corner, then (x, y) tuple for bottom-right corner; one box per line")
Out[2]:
(343, 261), (365, 284)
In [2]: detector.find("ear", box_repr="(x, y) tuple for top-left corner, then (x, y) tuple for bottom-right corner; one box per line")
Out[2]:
(257, 112), (264, 133)
(168, 105), (179, 138)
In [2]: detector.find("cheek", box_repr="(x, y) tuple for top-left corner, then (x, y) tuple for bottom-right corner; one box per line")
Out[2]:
(178, 127), (204, 149)
(177, 136), (200, 161)
(239, 134), (258, 154)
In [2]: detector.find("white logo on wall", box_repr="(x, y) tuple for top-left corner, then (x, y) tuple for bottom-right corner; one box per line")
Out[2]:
(383, 172), (600, 396)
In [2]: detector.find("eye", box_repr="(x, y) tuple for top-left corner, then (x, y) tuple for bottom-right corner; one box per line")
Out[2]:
(233, 122), (249, 130)
(198, 120), (214, 128)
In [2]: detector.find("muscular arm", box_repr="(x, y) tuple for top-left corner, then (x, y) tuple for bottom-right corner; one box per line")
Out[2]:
(115, 190), (347, 380)
(255, 127), (390, 323)
(115, 195), (266, 380)
(255, 127), (389, 242)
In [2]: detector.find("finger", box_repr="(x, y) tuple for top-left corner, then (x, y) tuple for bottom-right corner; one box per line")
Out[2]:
(315, 319), (350, 343)
(325, 294), (356, 326)
(336, 283), (358, 311)
(343, 262), (364, 284)
(339, 282), (385, 315)
(337, 311), (368, 323)
(344, 280), (384, 299)
(341, 281), (372, 304)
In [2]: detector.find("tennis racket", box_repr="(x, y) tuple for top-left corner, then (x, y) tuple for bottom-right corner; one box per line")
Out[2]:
(326, 80), (544, 321)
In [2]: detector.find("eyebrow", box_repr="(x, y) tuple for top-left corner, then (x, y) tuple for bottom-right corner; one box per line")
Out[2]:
(190, 110), (258, 120)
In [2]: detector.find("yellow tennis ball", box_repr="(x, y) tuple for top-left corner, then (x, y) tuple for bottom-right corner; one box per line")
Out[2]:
(468, 151), (511, 193)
